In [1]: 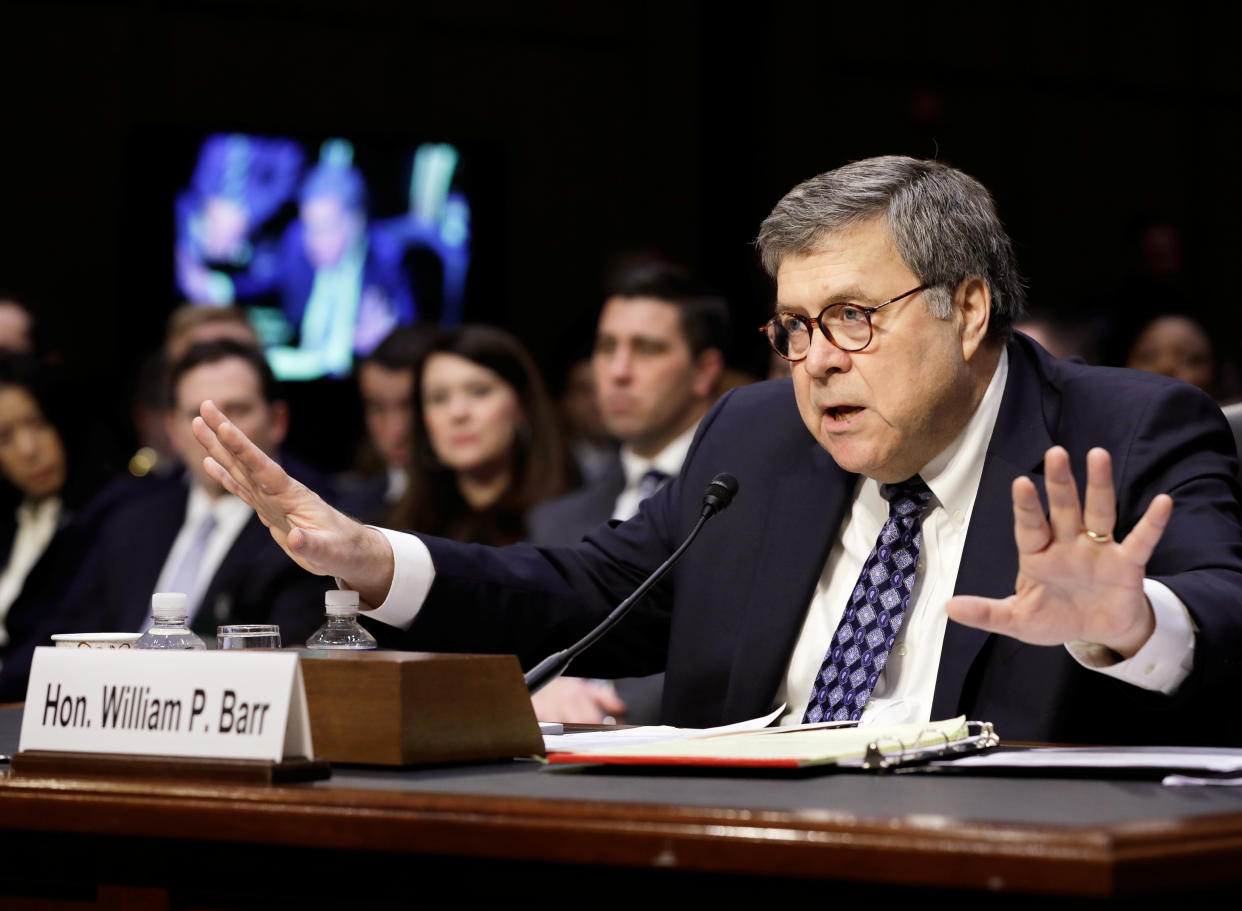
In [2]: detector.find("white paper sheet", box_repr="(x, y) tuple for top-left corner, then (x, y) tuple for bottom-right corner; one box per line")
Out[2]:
(937, 746), (1242, 775)
(542, 705), (787, 753)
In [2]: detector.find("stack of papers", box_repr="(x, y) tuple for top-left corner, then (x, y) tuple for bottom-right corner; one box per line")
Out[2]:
(935, 746), (1242, 786)
(544, 714), (971, 769)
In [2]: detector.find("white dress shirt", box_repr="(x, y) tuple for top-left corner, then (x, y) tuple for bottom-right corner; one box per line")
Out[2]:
(364, 350), (1195, 721)
(774, 349), (1192, 726)
(612, 423), (699, 522)
(148, 484), (254, 629)
(0, 497), (62, 648)
(385, 465), (408, 505)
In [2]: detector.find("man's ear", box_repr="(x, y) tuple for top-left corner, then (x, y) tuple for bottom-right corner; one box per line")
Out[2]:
(268, 401), (290, 449)
(691, 348), (725, 398)
(955, 277), (992, 361)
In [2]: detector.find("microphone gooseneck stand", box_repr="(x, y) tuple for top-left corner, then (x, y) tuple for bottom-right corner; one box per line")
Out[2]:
(524, 473), (738, 694)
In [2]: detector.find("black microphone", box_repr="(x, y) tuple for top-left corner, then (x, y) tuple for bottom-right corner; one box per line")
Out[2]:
(524, 473), (739, 694)
(700, 472), (738, 517)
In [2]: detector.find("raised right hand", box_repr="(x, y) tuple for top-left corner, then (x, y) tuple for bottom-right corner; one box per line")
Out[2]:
(193, 400), (396, 606)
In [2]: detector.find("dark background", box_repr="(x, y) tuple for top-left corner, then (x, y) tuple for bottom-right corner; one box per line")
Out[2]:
(2, 1), (1239, 448)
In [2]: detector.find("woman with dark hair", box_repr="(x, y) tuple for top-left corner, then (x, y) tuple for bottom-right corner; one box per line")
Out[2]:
(0, 355), (119, 698)
(388, 325), (577, 544)
(388, 326), (622, 722)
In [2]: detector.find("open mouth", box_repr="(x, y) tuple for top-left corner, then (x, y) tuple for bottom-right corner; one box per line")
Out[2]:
(827, 405), (864, 420)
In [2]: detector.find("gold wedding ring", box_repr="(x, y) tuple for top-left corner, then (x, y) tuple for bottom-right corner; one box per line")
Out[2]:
(1082, 528), (1112, 544)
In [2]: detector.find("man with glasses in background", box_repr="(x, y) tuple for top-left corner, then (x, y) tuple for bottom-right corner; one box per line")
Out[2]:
(192, 156), (1242, 744)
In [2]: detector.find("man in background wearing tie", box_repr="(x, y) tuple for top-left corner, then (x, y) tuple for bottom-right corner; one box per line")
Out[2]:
(526, 262), (728, 721)
(63, 340), (327, 642)
(529, 263), (727, 545)
(193, 157), (1242, 743)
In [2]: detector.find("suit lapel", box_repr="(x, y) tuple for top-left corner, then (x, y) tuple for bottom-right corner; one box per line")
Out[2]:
(931, 341), (1054, 719)
(723, 440), (855, 719)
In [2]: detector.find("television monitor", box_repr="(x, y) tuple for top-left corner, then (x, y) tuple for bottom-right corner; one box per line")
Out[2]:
(171, 132), (477, 381)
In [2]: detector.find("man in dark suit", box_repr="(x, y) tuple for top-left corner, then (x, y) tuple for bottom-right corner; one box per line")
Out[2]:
(64, 340), (328, 643)
(528, 263), (727, 548)
(192, 157), (1242, 743)
(526, 263), (727, 723)
(335, 325), (434, 524)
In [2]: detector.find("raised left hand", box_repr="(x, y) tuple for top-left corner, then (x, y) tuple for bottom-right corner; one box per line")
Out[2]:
(946, 446), (1172, 659)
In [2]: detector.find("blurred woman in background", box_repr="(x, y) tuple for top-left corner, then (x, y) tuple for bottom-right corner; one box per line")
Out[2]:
(388, 326), (621, 722)
(0, 355), (119, 699)
(389, 325), (577, 543)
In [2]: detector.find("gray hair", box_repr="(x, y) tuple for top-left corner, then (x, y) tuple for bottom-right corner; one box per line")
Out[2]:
(756, 156), (1026, 342)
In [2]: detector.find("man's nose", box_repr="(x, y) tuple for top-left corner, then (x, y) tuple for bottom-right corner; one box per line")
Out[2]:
(605, 349), (633, 381)
(801, 327), (851, 377)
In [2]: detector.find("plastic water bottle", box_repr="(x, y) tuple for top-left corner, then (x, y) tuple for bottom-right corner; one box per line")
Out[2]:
(134, 593), (207, 650)
(305, 590), (377, 650)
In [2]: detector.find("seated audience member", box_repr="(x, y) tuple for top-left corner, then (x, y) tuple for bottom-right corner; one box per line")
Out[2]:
(554, 355), (617, 486)
(388, 326), (604, 721)
(339, 325), (434, 522)
(0, 297), (35, 355)
(62, 340), (329, 643)
(389, 325), (575, 545)
(1126, 313), (1217, 398)
(0, 356), (119, 698)
(528, 263), (727, 546)
(526, 262), (727, 723)
(165, 305), (260, 363)
(130, 306), (262, 480)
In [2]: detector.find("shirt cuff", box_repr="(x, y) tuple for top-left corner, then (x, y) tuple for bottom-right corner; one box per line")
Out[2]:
(1065, 579), (1195, 695)
(341, 528), (435, 631)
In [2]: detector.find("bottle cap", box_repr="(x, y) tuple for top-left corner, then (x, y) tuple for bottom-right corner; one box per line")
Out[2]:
(325, 589), (360, 615)
(151, 592), (188, 620)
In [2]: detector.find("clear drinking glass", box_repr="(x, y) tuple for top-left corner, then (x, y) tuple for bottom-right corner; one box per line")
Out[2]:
(216, 624), (282, 650)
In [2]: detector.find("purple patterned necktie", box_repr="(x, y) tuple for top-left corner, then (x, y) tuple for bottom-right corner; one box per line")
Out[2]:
(802, 476), (934, 724)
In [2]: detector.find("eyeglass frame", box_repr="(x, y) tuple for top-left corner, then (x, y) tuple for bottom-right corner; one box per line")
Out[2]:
(758, 284), (929, 362)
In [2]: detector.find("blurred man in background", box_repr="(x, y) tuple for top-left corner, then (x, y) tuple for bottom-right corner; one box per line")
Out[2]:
(64, 340), (328, 642)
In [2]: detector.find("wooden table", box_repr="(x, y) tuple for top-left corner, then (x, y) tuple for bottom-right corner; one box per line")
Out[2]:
(4, 752), (1242, 909)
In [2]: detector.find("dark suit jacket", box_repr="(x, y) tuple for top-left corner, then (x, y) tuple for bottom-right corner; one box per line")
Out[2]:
(526, 459), (624, 547)
(386, 335), (1242, 744)
(61, 478), (330, 644)
(0, 480), (137, 701)
(528, 457), (672, 725)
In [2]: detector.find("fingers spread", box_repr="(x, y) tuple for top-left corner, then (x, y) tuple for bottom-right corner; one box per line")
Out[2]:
(1012, 476), (1051, 554)
(946, 595), (1017, 637)
(1082, 447), (1117, 540)
(1043, 446), (1083, 540)
(1120, 493), (1174, 566)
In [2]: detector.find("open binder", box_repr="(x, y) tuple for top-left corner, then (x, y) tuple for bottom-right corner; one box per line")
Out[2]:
(545, 716), (999, 771)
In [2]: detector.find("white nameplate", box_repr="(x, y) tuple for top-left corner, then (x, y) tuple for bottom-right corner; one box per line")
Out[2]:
(19, 647), (314, 762)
